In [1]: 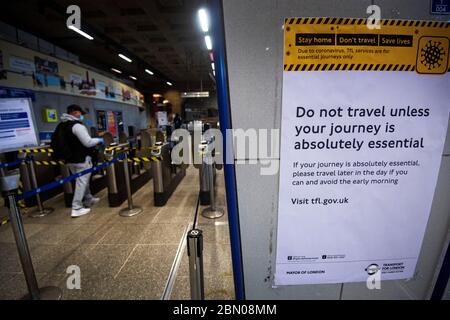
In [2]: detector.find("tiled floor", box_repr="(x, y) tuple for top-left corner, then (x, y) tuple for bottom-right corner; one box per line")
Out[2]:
(0, 166), (234, 300)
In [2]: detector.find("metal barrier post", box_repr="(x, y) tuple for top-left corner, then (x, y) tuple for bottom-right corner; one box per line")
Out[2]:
(0, 170), (62, 300)
(152, 157), (164, 194)
(202, 151), (224, 219)
(28, 158), (54, 218)
(60, 163), (73, 194)
(187, 229), (205, 300)
(119, 152), (143, 217)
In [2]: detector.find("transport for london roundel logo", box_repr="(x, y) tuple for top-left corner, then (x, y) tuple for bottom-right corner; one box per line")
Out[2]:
(416, 36), (449, 74)
(365, 264), (380, 275)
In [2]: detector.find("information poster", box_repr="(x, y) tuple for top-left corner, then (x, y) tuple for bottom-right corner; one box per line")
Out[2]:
(0, 98), (38, 152)
(156, 111), (168, 128)
(275, 18), (450, 285)
(96, 110), (107, 132)
(107, 110), (117, 137)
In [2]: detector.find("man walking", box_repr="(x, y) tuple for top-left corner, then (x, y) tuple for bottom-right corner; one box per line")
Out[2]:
(52, 104), (103, 217)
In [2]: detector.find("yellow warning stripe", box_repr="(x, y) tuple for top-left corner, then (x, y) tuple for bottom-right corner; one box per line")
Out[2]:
(284, 63), (419, 72)
(105, 146), (132, 152)
(285, 17), (449, 28)
(199, 151), (221, 156)
(19, 148), (54, 153)
(31, 157), (162, 165)
(18, 181), (26, 209)
(33, 160), (66, 166)
(123, 156), (162, 163)
(105, 146), (160, 152)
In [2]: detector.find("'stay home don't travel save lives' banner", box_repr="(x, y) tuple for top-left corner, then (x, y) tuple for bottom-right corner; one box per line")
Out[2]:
(275, 18), (450, 285)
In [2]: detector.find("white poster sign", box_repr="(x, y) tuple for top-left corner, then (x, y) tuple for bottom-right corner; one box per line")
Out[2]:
(69, 73), (82, 85)
(9, 56), (35, 74)
(156, 111), (168, 127)
(275, 18), (450, 286)
(97, 81), (106, 96)
(0, 98), (39, 152)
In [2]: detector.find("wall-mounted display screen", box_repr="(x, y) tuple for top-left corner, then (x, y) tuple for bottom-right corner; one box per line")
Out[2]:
(0, 98), (39, 152)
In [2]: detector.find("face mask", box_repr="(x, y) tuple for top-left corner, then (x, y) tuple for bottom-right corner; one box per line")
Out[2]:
(79, 115), (84, 121)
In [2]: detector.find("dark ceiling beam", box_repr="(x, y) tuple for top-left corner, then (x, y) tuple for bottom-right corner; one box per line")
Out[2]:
(36, 0), (174, 86)
(95, 5), (184, 82)
(2, 0), (214, 92)
(134, 0), (209, 86)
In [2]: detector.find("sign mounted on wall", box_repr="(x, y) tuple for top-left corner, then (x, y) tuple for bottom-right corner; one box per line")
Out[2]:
(107, 110), (117, 137)
(42, 107), (58, 123)
(431, 0), (450, 14)
(275, 18), (450, 286)
(0, 98), (39, 152)
(156, 111), (168, 128)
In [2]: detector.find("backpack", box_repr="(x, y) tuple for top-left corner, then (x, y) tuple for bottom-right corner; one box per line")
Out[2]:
(51, 122), (75, 161)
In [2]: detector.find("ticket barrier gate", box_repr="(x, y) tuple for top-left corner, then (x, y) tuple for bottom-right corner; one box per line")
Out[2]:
(17, 147), (60, 216)
(151, 141), (186, 206)
(61, 146), (108, 207)
(105, 142), (152, 207)
(200, 141), (224, 219)
(196, 139), (222, 205)
(197, 141), (214, 205)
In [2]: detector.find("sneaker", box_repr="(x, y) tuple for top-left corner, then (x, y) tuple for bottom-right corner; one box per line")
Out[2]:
(83, 197), (100, 208)
(71, 208), (91, 218)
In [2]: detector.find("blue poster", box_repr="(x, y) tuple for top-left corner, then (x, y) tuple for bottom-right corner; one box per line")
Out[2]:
(431, 0), (450, 14)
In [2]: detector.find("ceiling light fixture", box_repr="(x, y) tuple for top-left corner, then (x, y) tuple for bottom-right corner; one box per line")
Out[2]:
(166, 81), (173, 86)
(118, 54), (132, 63)
(111, 68), (122, 74)
(129, 76), (137, 80)
(67, 25), (94, 40)
(204, 35), (212, 50)
(198, 9), (209, 33)
(211, 63), (215, 71)
(145, 69), (154, 75)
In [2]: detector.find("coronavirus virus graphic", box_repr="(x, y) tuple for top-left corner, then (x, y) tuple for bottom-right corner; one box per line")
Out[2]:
(420, 40), (446, 70)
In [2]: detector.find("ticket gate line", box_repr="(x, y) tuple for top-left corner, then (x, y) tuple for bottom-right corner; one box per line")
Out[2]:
(151, 142), (186, 207)
(27, 158), (54, 218)
(119, 151), (143, 217)
(201, 153), (224, 219)
(17, 147), (62, 212)
(105, 143), (152, 207)
(0, 170), (62, 300)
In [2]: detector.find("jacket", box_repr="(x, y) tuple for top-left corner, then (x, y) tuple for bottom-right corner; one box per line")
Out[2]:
(59, 113), (102, 163)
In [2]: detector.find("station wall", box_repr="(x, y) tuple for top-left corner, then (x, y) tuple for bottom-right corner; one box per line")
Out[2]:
(32, 91), (149, 138)
(0, 37), (149, 139)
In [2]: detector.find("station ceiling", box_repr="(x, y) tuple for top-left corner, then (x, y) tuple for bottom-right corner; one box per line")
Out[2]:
(0, 0), (214, 94)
